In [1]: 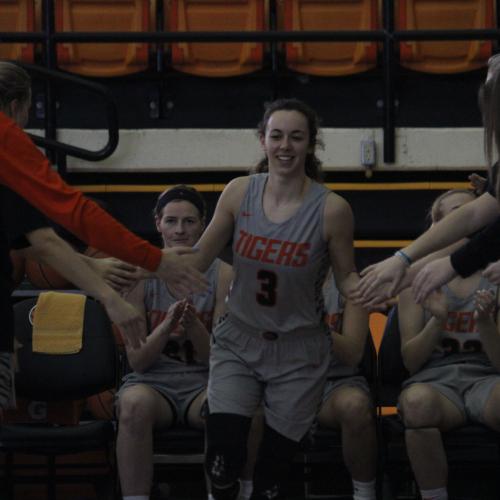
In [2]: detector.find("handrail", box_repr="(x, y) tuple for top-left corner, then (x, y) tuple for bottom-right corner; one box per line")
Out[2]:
(18, 63), (119, 163)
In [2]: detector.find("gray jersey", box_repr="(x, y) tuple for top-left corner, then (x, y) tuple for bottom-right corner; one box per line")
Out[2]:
(145, 258), (221, 332)
(423, 275), (497, 369)
(140, 258), (221, 373)
(227, 173), (330, 333)
(323, 272), (359, 378)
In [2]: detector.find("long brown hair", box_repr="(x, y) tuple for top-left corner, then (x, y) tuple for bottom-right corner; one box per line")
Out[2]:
(252, 98), (325, 182)
(479, 54), (500, 171)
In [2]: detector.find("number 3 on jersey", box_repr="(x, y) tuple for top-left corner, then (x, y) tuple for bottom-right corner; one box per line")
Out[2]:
(256, 270), (278, 306)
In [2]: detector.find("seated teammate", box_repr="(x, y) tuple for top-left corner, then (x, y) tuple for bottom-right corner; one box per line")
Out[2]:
(398, 189), (500, 500)
(115, 186), (258, 500)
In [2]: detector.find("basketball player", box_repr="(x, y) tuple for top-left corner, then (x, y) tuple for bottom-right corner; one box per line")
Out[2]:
(181, 98), (366, 500)
(116, 186), (259, 500)
(398, 189), (500, 500)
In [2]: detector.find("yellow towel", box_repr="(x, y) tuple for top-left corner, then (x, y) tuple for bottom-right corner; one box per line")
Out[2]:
(32, 292), (86, 354)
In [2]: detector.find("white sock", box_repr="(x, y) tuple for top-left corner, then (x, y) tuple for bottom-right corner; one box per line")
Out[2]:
(208, 495), (215, 500)
(420, 487), (448, 500)
(352, 479), (376, 500)
(237, 479), (253, 500)
(123, 496), (149, 500)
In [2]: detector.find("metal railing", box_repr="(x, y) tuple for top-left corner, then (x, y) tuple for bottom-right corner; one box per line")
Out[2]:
(1, 0), (500, 166)
(19, 62), (119, 177)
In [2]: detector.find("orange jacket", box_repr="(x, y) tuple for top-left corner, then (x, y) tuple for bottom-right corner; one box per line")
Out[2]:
(0, 111), (161, 271)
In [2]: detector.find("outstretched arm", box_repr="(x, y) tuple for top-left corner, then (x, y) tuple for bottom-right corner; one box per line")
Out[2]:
(0, 117), (206, 295)
(80, 254), (139, 292)
(324, 192), (358, 297)
(356, 192), (499, 301)
(22, 227), (147, 349)
(183, 177), (247, 272)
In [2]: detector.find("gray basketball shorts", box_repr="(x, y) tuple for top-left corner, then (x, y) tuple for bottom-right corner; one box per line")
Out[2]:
(118, 363), (208, 425)
(208, 314), (331, 442)
(402, 361), (500, 424)
(322, 375), (370, 405)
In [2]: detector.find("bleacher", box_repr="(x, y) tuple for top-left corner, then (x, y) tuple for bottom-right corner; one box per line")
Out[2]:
(2, 1), (500, 499)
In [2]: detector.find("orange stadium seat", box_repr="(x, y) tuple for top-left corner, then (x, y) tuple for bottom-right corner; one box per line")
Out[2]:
(397, 0), (494, 73)
(55, 0), (151, 77)
(0, 0), (35, 63)
(166, 0), (265, 77)
(283, 0), (379, 77)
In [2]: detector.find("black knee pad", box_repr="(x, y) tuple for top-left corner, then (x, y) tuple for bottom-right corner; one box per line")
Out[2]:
(205, 412), (251, 489)
(251, 424), (300, 500)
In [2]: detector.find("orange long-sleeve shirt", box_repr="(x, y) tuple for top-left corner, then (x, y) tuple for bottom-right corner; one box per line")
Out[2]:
(0, 112), (161, 271)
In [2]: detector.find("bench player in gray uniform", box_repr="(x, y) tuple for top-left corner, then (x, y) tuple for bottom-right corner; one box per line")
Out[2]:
(398, 189), (500, 500)
(182, 98), (366, 500)
(317, 272), (377, 500)
(115, 186), (233, 500)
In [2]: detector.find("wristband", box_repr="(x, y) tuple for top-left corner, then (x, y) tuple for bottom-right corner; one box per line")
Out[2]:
(394, 249), (412, 266)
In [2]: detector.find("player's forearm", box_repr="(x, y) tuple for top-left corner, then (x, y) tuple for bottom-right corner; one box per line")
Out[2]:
(126, 322), (170, 373)
(26, 228), (119, 304)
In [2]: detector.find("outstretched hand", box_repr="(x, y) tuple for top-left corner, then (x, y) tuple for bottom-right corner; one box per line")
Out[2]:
(355, 255), (407, 303)
(412, 256), (457, 304)
(157, 247), (208, 298)
(89, 257), (139, 292)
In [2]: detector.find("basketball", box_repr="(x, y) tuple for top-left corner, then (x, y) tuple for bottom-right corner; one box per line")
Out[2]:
(10, 250), (26, 288)
(25, 259), (73, 289)
(86, 389), (116, 420)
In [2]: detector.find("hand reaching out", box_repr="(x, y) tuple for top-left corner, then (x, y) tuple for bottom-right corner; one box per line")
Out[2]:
(88, 257), (139, 292)
(355, 255), (408, 303)
(157, 247), (208, 297)
(412, 256), (457, 304)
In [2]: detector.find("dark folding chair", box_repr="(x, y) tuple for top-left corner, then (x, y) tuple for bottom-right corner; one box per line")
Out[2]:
(378, 305), (500, 500)
(0, 295), (118, 500)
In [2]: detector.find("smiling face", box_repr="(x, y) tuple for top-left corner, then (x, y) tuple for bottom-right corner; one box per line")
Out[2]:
(155, 200), (204, 249)
(260, 109), (311, 176)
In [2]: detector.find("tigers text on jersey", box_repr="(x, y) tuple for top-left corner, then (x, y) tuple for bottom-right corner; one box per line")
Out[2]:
(228, 173), (330, 333)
